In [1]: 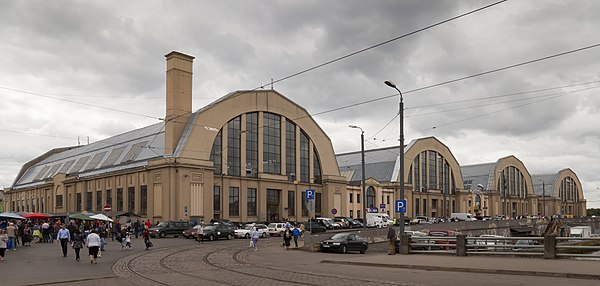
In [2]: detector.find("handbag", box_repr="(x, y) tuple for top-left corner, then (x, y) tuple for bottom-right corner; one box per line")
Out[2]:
(249, 240), (253, 247)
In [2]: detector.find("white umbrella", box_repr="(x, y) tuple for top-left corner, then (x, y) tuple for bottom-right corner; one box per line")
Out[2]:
(90, 213), (114, 222)
(0, 212), (25, 220)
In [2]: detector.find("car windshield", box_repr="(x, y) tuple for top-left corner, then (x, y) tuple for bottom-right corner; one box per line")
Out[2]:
(204, 226), (216, 230)
(156, 222), (167, 227)
(244, 225), (254, 230)
(330, 233), (350, 240)
(268, 223), (277, 228)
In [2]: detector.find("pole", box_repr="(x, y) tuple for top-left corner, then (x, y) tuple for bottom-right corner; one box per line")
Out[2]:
(360, 130), (366, 229)
(542, 181), (545, 218)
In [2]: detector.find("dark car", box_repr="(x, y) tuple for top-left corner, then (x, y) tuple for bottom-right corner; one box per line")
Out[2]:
(149, 220), (191, 238)
(199, 223), (235, 241)
(302, 221), (326, 233)
(320, 232), (369, 254)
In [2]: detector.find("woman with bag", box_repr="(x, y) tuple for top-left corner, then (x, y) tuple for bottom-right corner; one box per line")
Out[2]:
(250, 226), (259, 251)
(72, 230), (85, 262)
(143, 225), (152, 250)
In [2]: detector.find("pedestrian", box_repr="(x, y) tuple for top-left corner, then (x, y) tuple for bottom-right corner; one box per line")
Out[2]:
(86, 229), (101, 264)
(125, 232), (132, 249)
(72, 230), (85, 262)
(283, 228), (292, 250)
(143, 225), (152, 250)
(6, 222), (16, 250)
(196, 223), (204, 243)
(57, 224), (71, 257)
(387, 223), (396, 255)
(291, 227), (300, 248)
(250, 226), (259, 251)
(23, 224), (32, 246)
(0, 228), (8, 261)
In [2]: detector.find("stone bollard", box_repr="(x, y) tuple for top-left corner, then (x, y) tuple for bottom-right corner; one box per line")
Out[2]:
(544, 234), (556, 259)
(400, 234), (411, 254)
(456, 234), (467, 256)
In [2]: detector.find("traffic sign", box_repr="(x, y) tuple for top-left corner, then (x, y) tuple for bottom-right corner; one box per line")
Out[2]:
(103, 204), (112, 212)
(367, 207), (378, 213)
(380, 203), (386, 209)
(395, 200), (407, 213)
(331, 208), (337, 215)
(306, 189), (315, 200)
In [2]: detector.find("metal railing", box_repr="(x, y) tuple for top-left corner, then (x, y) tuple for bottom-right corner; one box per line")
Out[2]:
(405, 235), (600, 259)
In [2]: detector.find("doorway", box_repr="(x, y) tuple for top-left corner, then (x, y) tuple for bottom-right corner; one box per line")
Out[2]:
(267, 189), (281, 221)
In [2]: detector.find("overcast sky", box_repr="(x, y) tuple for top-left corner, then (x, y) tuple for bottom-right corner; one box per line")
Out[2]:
(1, 0), (599, 208)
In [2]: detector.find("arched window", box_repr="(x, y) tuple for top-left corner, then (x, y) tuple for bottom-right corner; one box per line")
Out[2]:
(366, 186), (376, 208)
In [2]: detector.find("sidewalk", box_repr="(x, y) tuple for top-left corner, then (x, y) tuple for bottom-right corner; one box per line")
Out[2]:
(321, 254), (600, 280)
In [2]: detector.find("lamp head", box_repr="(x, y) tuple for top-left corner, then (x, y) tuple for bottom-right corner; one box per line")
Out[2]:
(384, 80), (397, 88)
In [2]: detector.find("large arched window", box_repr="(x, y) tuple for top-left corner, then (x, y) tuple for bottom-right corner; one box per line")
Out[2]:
(496, 166), (527, 199)
(366, 186), (376, 208)
(409, 150), (455, 194)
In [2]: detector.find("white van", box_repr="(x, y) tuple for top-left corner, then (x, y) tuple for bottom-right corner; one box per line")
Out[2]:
(570, 226), (592, 238)
(451, 213), (477, 221)
(366, 213), (390, 228)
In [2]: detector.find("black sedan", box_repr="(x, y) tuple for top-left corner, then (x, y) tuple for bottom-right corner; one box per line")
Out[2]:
(198, 224), (235, 241)
(302, 221), (326, 233)
(320, 233), (368, 254)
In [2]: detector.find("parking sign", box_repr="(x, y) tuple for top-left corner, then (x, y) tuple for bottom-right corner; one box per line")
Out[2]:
(306, 189), (315, 200)
(395, 200), (406, 213)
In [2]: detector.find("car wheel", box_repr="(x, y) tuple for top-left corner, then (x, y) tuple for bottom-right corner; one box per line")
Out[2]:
(245, 233), (250, 239)
(209, 234), (215, 241)
(261, 232), (266, 238)
(341, 245), (347, 254)
(279, 231), (284, 237)
(360, 246), (367, 254)
(227, 234), (232, 240)
(159, 232), (166, 238)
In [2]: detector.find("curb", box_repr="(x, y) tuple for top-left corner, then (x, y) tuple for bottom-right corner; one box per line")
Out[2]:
(320, 260), (600, 281)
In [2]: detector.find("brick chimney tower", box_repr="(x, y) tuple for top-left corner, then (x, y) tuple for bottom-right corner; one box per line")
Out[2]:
(164, 51), (194, 156)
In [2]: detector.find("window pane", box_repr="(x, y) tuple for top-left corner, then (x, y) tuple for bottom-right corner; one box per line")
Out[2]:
(263, 113), (281, 174)
(227, 117), (241, 176)
(246, 113), (258, 177)
(229, 187), (239, 216)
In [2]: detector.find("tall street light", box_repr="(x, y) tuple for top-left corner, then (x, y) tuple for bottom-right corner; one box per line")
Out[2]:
(538, 179), (545, 218)
(349, 125), (367, 229)
(384, 80), (405, 245)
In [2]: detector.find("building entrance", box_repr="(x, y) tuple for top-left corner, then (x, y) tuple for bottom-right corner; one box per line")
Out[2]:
(267, 189), (281, 221)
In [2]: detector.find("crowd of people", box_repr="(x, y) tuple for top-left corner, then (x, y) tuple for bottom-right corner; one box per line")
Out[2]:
(0, 218), (154, 263)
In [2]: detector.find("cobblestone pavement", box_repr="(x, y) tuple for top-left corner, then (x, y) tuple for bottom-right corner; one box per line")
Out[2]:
(114, 238), (421, 286)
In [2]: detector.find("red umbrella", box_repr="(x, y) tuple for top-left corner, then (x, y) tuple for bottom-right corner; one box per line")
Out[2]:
(22, 213), (51, 220)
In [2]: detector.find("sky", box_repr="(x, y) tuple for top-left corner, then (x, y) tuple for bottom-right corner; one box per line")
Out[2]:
(1, 0), (599, 208)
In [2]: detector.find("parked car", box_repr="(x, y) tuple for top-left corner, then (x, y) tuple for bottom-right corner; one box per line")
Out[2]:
(182, 225), (202, 239)
(316, 217), (341, 229)
(333, 217), (351, 228)
(302, 221), (326, 233)
(199, 223), (235, 241)
(514, 239), (543, 252)
(149, 220), (191, 238)
(428, 230), (462, 250)
(267, 222), (288, 236)
(346, 217), (364, 228)
(320, 232), (369, 254)
(234, 224), (268, 238)
(411, 216), (428, 225)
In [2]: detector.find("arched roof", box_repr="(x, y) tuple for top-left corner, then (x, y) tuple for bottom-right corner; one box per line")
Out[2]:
(403, 136), (464, 187)
(175, 90), (340, 176)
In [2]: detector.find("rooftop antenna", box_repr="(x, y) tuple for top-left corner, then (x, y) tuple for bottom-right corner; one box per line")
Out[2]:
(270, 78), (274, 90)
(87, 136), (90, 144)
(77, 136), (80, 146)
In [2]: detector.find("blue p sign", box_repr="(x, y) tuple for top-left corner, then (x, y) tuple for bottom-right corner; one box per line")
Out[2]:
(306, 189), (315, 200)
(395, 200), (406, 213)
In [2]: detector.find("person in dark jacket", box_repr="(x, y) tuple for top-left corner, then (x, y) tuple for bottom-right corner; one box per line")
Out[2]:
(387, 224), (396, 255)
(71, 230), (85, 262)
(283, 228), (292, 250)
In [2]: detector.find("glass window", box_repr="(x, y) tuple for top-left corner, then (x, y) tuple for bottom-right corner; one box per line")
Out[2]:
(227, 117), (241, 176)
(357, 193), (361, 203)
(349, 193), (353, 203)
(428, 151), (437, 189)
(140, 185), (147, 215)
(96, 191), (102, 211)
(366, 186), (375, 208)
(213, 186), (221, 212)
(301, 191), (308, 217)
(210, 130), (222, 174)
(263, 113), (281, 174)
(288, 191), (295, 215)
(413, 156), (420, 191)
(229, 187), (239, 216)
(117, 188), (123, 211)
(286, 120), (296, 181)
(86, 192), (92, 211)
(246, 113), (258, 177)
(247, 188), (257, 216)
(106, 189), (112, 206)
(315, 192), (322, 216)
(128, 187), (135, 212)
(76, 193), (82, 212)
(313, 147), (321, 184)
(421, 152), (427, 190)
(300, 132), (310, 183)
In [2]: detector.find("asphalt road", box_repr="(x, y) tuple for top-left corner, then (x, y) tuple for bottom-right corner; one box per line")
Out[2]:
(2, 235), (598, 286)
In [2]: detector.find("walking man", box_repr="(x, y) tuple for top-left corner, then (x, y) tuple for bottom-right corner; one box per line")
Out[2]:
(57, 224), (71, 257)
(387, 223), (396, 255)
(6, 223), (16, 251)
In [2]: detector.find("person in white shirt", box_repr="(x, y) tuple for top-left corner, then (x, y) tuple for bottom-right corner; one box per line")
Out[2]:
(86, 229), (101, 264)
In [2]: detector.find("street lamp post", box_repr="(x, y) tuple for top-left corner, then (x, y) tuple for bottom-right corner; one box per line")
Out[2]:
(349, 125), (367, 229)
(538, 179), (545, 218)
(384, 80), (405, 246)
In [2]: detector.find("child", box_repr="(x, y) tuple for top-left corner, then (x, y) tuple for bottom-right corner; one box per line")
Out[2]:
(125, 232), (132, 250)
